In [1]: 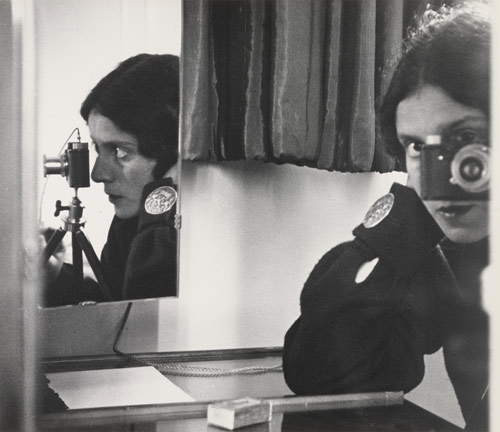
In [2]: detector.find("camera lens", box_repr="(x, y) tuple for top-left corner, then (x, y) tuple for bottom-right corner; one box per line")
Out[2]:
(43, 154), (67, 177)
(459, 157), (483, 182)
(450, 144), (489, 193)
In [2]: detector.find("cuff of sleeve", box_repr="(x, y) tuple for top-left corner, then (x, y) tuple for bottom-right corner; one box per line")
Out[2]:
(138, 177), (177, 232)
(353, 183), (444, 277)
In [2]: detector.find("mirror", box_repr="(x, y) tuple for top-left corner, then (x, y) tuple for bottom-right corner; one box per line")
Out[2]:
(36, 0), (181, 307)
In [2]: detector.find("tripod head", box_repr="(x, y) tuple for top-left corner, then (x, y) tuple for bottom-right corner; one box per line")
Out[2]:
(53, 196), (86, 233)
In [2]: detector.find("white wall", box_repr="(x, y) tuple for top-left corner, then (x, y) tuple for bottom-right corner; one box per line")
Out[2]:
(158, 162), (405, 351)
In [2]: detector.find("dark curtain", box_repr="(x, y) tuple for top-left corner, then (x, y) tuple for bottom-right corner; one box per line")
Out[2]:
(182, 0), (426, 172)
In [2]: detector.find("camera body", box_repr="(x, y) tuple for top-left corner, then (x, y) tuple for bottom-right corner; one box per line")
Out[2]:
(44, 141), (90, 189)
(420, 135), (489, 201)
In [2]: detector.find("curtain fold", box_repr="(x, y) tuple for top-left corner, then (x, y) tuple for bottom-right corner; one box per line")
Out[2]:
(182, 0), (425, 172)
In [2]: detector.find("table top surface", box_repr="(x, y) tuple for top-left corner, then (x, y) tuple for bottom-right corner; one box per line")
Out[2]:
(39, 348), (462, 432)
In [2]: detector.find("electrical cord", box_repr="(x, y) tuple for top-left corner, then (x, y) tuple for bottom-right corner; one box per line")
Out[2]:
(113, 302), (283, 377)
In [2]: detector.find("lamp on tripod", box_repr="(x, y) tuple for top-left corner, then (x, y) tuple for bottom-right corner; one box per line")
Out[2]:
(41, 132), (113, 302)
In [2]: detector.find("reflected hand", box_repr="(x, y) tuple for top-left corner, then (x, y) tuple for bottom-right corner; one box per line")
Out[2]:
(39, 227), (66, 285)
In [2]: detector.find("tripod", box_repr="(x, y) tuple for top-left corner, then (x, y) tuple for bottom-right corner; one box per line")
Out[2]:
(42, 192), (113, 302)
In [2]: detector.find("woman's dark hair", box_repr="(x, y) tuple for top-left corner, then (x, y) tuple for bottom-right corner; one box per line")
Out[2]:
(81, 53), (179, 179)
(379, 2), (490, 170)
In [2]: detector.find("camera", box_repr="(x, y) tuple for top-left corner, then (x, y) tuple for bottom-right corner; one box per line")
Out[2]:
(420, 135), (489, 200)
(43, 141), (90, 189)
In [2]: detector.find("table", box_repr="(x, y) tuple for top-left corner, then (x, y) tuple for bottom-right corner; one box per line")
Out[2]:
(38, 347), (461, 431)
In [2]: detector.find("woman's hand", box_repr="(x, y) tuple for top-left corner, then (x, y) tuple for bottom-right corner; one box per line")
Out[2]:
(39, 228), (66, 285)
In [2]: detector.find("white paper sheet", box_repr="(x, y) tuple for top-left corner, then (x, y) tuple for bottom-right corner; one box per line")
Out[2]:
(46, 366), (194, 409)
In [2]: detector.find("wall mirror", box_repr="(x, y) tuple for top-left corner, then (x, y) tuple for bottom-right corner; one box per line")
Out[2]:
(36, 0), (181, 308)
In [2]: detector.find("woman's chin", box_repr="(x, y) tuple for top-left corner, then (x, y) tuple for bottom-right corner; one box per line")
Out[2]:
(114, 206), (140, 220)
(426, 201), (489, 244)
(441, 226), (488, 244)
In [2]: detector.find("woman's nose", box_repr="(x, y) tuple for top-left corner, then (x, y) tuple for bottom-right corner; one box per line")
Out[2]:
(91, 155), (113, 183)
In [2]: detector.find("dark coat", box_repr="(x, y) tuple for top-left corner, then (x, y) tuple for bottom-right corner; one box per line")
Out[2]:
(283, 183), (488, 429)
(101, 177), (178, 300)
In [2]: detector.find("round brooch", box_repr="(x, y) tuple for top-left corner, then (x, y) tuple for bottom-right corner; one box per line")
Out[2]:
(144, 186), (177, 215)
(362, 193), (394, 228)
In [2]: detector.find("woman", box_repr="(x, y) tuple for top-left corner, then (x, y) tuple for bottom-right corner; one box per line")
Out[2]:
(44, 53), (179, 305)
(282, 3), (490, 430)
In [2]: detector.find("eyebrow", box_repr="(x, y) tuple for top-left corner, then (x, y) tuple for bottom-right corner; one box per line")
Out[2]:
(397, 115), (487, 142)
(91, 139), (138, 150)
(443, 115), (488, 132)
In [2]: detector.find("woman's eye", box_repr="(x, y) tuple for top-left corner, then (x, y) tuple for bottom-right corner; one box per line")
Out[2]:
(115, 147), (129, 159)
(450, 129), (482, 146)
(406, 142), (422, 158)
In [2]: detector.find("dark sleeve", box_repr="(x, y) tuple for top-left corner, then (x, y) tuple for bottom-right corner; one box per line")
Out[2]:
(283, 183), (447, 396)
(122, 178), (178, 299)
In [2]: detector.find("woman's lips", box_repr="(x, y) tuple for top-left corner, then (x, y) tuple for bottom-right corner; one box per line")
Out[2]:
(436, 204), (474, 218)
(108, 194), (122, 204)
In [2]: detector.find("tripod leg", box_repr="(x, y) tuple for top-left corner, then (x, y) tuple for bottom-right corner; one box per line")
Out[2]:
(42, 228), (66, 263)
(75, 230), (114, 301)
(71, 232), (84, 293)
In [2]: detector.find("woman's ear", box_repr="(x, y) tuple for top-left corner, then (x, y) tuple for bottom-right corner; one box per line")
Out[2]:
(163, 162), (178, 179)
(406, 172), (416, 189)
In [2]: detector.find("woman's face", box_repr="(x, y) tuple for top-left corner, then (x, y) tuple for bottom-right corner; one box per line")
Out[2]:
(88, 111), (156, 219)
(395, 84), (489, 243)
